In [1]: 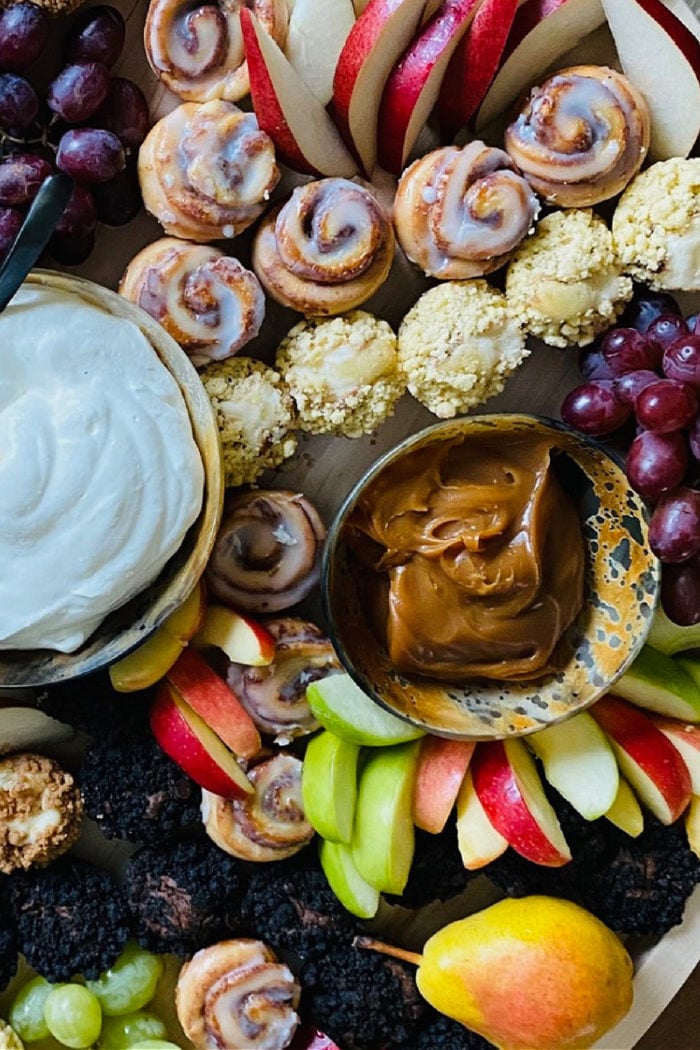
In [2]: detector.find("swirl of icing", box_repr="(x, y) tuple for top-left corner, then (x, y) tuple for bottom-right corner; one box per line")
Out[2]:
(176, 939), (301, 1050)
(120, 238), (265, 366)
(504, 65), (650, 207)
(139, 101), (280, 243)
(393, 142), (540, 280)
(145, 0), (287, 103)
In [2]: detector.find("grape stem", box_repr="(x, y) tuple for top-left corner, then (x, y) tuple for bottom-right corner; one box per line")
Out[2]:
(353, 935), (423, 967)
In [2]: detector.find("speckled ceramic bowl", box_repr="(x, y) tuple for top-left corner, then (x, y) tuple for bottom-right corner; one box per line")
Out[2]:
(323, 414), (659, 740)
(0, 271), (224, 688)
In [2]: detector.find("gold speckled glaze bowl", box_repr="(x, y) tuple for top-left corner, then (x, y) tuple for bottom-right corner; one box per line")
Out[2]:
(0, 270), (224, 688)
(323, 414), (660, 740)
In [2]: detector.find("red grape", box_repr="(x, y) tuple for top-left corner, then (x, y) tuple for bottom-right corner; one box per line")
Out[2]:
(620, 288), (682, 332)
(55, 184), (96, 237)
(0, 72), (38, 128)
(646, 313), (688, 353)
(47, 61), (110, 123)
(91, 163), (141, 225)
(613, 369), (659, 406)
(649, 487), (700, 563)
(661, 556), (700, 625)
(662, 334), (700, 387)
(626, 430), (688, 500)
(0, 3), (49, 73)
(95, 78), (150, 150)
(0, 152), (52, 206)
(0, 206), (22, 257)
(635, 379), (698, 433)
(601, 327), (658, 374)
(65, 6), (125, 68)
(56, 128), (125, 184)
(561, 381), (631, 436)
(579, 344), (616, 380)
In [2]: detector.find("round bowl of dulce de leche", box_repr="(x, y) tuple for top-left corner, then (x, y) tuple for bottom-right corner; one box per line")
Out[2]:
(0, 270), (223, 688)
(322, 414), (659, 740)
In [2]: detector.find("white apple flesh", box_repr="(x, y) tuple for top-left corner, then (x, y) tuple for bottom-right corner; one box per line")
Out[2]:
(286, 0), (356, 105)
(652, 716), (700, 793)
(528, 711), (619, 820)
(604, 777), (644, 838)
(455, 767), (509, 870)
(193, 604), (275, 667)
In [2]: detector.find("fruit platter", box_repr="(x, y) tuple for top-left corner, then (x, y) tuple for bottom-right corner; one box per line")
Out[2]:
(4, 0), (700, 1047)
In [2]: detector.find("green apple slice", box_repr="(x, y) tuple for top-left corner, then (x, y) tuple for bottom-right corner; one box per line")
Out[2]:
(613, 645), (700, 721)
(604, 777), (644, 838)
(528, 711), (619, 820)
(306, 674), (425, 746)
(319, 839), (380, 919)
(647, 603), (700, 656)
(302, 731), (360, 843)
(351, 740), (420, 894)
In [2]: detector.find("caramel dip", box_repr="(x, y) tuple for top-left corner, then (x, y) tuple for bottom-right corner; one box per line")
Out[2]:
(346, 431), (585, 682)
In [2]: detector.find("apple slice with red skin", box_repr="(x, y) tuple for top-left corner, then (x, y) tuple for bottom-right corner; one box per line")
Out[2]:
(592, 695), (692, 824)
(686, 794), (700, 859)
(193, 604), (275, 667)
(471, 738), (572, 867)
(437, 0), (519, 137)
(376, 0), (481, 174)
(413, 736), (475, 834)
(289, 1028), (341, 1050)
(150, 682), (254, 800)
(166, 647), (261, 760)
(455, 767), (508, 869)
(650, 716), (700, 794)
(240, 8), (357, 177)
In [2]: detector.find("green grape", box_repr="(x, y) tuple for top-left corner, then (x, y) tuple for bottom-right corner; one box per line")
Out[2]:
(87, 942), (164, 1016)
(9, 975), (53, 1042)
(133, 1042), (181, 1049)
(99, 1011), (168, 1049)
(43, 984), (102, 1050)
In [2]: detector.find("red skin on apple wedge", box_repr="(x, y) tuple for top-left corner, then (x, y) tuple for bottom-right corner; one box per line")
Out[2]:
(592, 695), (692, 824)
(649, 716), (700, 794)
(194, 604), (276, 666)
(377, 0), (481, 174)
(437, 0), (519, 137)
(166, 647), (262, 760)
(240, 8), (357, 177)
(289, 1028), (341, 1050)
(150, 682), (254, 800)
(471, 738), (572, 866)
(413, 736), (475, 834)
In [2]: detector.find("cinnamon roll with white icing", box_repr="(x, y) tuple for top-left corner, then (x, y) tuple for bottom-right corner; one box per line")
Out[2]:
(504, 65), (650, 207)
(393, 142), (540, 280)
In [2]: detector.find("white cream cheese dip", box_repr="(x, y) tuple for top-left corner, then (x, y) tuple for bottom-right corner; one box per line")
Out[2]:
(0, 284), (205, 653)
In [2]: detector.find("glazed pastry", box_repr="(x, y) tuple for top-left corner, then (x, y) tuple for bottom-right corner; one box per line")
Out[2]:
(144, 0), (287, 103)
(252, 178), (395, 315)
(202, 753), (314, 860)
(505, 65), (650, 207)
(0, 754), (83, 875)
(176, 939), (301, 1050)
(393, 142), (539, 279)
(119, 238), (265, 366)
(139, 101), (279, 243)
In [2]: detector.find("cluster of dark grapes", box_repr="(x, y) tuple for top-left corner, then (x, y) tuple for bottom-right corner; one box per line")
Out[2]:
(561, 290), (700, 626)
(0, 2), (149, 265)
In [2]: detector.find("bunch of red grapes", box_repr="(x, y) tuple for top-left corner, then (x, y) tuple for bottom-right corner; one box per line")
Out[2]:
(0, 2), (149, 265)
(561, 290), (700, 627)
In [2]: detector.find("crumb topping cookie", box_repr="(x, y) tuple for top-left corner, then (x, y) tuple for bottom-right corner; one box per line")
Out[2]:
(0, 754), (83, 875)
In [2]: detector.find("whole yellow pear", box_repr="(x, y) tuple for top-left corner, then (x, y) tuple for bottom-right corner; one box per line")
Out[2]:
(416, 895), (633, 1050)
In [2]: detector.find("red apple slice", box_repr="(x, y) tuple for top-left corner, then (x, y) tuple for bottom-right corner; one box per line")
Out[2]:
(592, 695), (692, 824)
(413, 736), (475, 834)
(193, 605), (275, 666)
(240, 8), (358, 177)
(150, 682), (254, 799)
(601, 0), (700, 159)
(455, 767), (508, 869)
(437, 0), (519, 137)
(330, 0), (427, 175)
(376, 0), (481, 174)
(651, 716), (700, 794)
(471, 738), (572, 866)
(166, 647), (262, 759)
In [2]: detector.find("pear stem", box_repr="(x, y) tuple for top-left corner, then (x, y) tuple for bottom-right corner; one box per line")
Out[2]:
(353, 935), (423, 967)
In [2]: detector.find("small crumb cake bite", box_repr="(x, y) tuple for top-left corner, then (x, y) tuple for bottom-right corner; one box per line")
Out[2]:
(0, 754), (82, 875)
(397, 280), (527, 419)
(506, 209), (633, 347)
(612, 158), (700, 292)
(276, 311), (406, 437)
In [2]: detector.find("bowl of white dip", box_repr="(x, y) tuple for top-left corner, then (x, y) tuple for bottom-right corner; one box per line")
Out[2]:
(0, 270), (223, 687)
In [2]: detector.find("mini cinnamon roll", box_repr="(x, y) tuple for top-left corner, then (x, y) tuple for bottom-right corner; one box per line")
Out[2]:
(225, 618), (342, 742)
(505, 65), (650, 207)
(394, 142), (540, 280)
(252, 178), (395, 315)
(119, 238), (265, 366)
(176, 938), (301, 1050)
(145, 0), (287, 103)
(202, 753), (314, 860)
(139, 101), (280, 242)
(207, 491), (325, 613)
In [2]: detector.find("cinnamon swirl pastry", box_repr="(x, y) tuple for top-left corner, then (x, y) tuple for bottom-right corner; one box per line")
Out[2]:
(393, 142), (540, 280)
(176, 939), (301, 1050)
(252, 178), (395, 315)
(505, 65), (650, 207)
(145, 0), (287, 103)
(139, 101), (280, 242)
(120, 238), (265, 366)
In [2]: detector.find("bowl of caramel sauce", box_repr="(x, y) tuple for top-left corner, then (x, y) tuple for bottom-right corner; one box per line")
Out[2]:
(322, 414), (659, 739)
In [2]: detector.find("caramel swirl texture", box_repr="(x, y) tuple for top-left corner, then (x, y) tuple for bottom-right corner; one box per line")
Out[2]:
(505, 65), (650, 207)
(145, 0), (287, 103)
(394, 142), (540, 279)
(139, 101), (280, 242)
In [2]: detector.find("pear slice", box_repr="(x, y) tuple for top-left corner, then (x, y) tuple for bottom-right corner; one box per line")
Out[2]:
(319, 839), (380, 918)
(306, 674), (424, 746)
(302, 731), (360, 843)
(528, 711), (619, 820)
